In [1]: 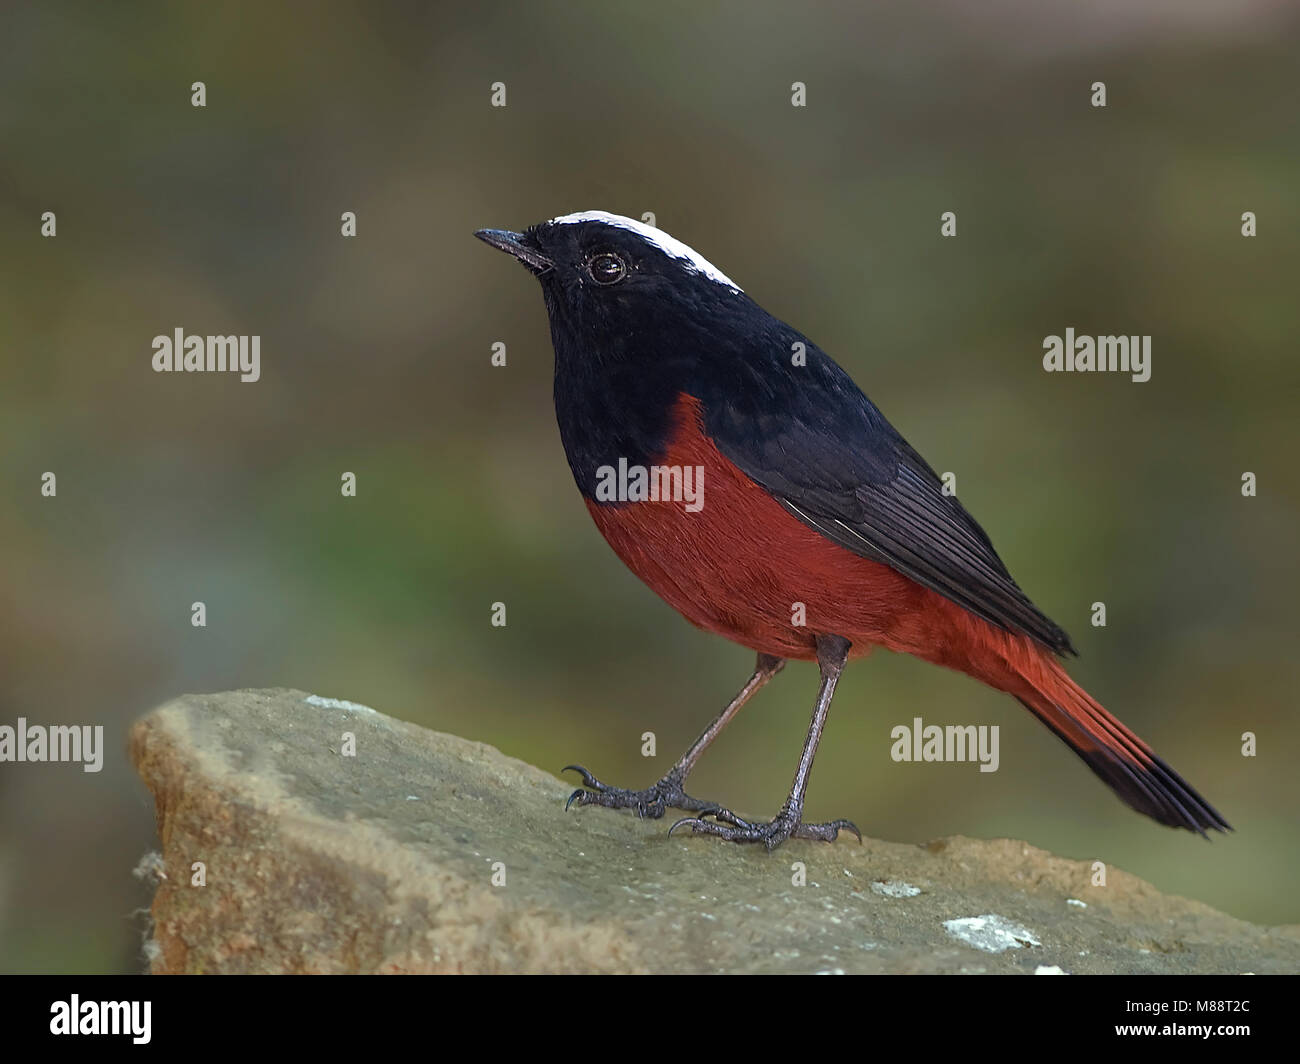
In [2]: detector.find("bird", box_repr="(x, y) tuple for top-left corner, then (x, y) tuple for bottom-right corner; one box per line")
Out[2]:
(475, 210), (1230, 850)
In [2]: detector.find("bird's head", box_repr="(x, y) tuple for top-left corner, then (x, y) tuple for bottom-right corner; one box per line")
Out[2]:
(475, 211), (745, 338)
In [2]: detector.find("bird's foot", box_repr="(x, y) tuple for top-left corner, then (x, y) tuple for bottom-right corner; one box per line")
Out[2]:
(562, 765), (722, 819)
(668, 803), (861, 851)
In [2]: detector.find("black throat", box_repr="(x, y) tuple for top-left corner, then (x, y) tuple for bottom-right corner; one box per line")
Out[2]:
(547, 300), (695, 499)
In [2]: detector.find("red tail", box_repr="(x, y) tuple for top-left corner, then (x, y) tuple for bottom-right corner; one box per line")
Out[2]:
(996, 648), (1230, 835)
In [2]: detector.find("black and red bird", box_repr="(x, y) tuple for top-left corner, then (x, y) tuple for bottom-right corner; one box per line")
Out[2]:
(476, 211), (1229, 849)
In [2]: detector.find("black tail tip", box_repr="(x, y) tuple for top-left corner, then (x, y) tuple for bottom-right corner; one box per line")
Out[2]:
(1085, 748), (1232, 836)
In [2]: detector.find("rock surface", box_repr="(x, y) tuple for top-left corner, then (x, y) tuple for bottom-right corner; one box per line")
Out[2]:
(129, 688), (1299, 974)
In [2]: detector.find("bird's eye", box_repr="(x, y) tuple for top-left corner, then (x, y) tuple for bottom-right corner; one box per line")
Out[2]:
(587, 252), (627, 285)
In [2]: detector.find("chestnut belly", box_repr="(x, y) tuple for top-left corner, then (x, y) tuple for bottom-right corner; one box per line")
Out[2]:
(580, 395), (965, 664)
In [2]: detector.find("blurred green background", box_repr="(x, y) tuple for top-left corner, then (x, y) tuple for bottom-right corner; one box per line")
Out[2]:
(2, 1), (1297, 972)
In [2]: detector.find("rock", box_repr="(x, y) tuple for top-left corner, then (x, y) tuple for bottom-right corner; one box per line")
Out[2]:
(129, 688), (1300, 974)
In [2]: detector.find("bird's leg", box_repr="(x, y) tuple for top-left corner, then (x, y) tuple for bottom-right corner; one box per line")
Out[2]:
(670, 634), (860, 849)
(564, 653), (785, 819)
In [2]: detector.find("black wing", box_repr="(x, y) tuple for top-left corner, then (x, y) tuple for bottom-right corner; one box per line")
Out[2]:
(698, 328), (1075, 655)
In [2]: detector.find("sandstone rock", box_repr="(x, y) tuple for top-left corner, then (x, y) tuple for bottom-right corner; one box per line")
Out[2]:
(129, 688), (1300, 974)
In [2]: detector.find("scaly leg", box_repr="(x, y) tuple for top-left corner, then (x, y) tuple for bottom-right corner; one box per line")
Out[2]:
(564, 653), (785, 819)
(670, 634), (860, 849)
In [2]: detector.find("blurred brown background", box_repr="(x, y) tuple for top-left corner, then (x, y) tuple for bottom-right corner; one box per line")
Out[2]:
(1, 1), (1297, 972)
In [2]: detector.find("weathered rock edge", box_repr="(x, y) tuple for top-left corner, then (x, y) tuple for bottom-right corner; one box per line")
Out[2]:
(129, 688), (1299, 974)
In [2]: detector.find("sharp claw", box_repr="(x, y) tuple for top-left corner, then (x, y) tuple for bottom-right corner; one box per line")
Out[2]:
(566, 765), (606, 790)
(668, 817), (705, 837)
(564, 788), (587, 812)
